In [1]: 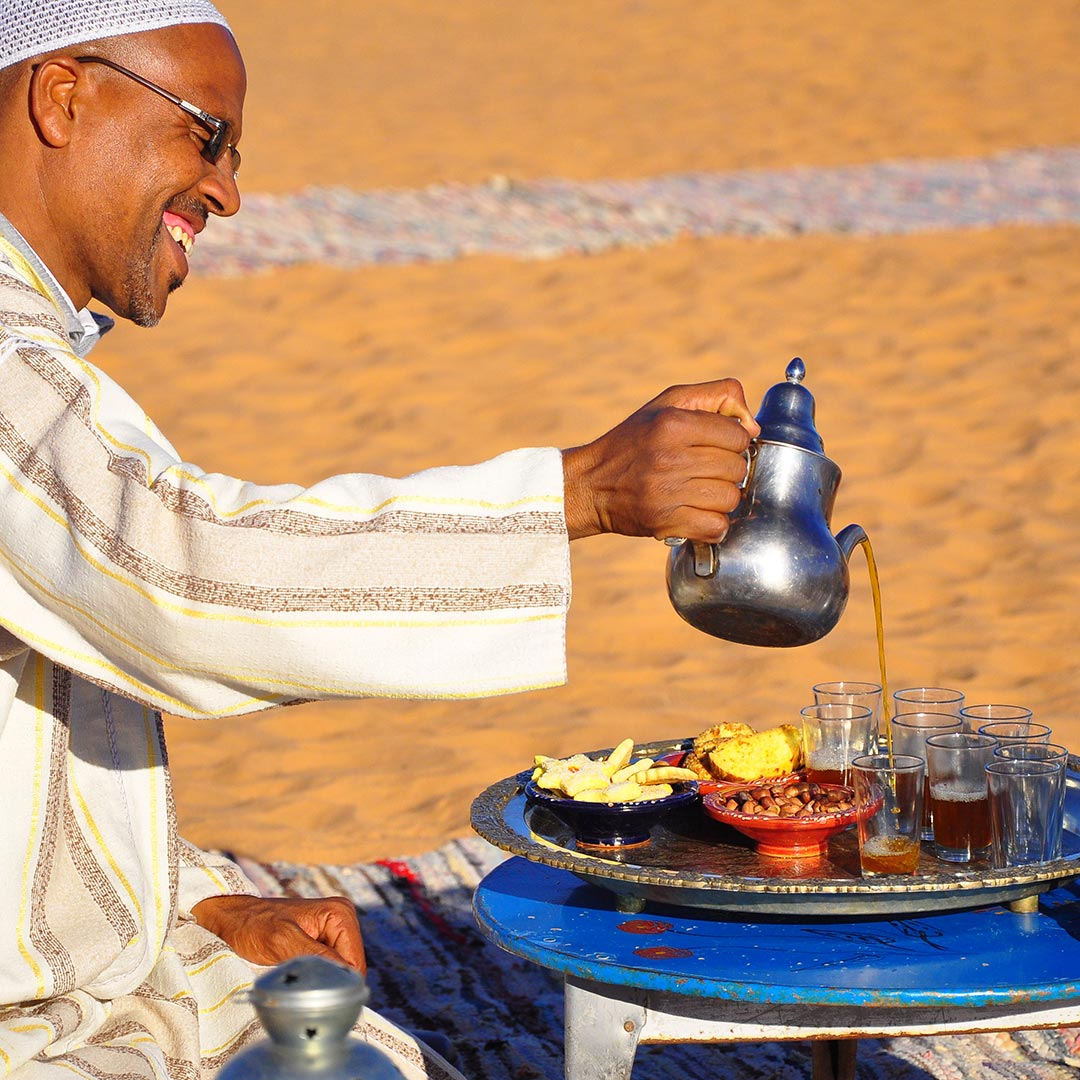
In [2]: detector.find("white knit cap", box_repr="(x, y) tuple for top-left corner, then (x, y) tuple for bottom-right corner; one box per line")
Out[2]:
(0, 1), (231, 71)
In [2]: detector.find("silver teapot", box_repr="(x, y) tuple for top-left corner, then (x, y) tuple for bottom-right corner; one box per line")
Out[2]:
(216, 956), (407, 1080)
(666, 358), (866, 647)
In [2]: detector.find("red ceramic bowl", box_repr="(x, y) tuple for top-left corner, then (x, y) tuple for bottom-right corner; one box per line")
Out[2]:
(702, 781), (873, 859)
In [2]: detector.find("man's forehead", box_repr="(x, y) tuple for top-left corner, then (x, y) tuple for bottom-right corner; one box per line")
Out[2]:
(0, 1), (231, 73)
(127, 23), (247, 129)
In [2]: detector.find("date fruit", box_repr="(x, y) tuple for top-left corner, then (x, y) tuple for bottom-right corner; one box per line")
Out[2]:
(721, 781), (853, 818)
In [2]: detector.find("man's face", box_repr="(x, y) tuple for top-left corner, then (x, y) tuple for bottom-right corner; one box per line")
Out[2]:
(69, 24), (246, 326)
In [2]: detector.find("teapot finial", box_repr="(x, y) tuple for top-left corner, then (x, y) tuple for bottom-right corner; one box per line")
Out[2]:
(755, 357), (823, 454)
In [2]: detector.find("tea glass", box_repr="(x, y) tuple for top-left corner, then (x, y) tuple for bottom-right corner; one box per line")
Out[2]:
(994, 742), (1069, 859)
(959, 703), (1032, 733)
(889, 712), (962, 840)
(800, 704), (876, 787)
(986, 759), (1063, 868)
(977, 721), (1052, 745)
(924, 732), (999, 862)
(852, 753), (924, 876)
(893, 686), (965, 718)
(813, 681), (883, 739)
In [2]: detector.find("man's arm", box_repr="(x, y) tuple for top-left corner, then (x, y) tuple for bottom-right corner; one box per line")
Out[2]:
(0, 303), (756, 713)
(562, 378), (760, 541)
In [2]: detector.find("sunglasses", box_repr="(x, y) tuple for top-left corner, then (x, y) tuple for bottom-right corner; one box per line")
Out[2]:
(74, 55), (241, 177)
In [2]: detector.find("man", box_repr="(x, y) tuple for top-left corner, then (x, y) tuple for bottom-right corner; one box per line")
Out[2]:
(0, 3), (758, 1078)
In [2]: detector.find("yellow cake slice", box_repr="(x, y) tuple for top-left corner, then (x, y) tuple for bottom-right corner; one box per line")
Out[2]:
(705, 724), (803, 782)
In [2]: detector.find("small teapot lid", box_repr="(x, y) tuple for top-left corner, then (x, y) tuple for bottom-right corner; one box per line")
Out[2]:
(753, 357), (824, 454)
(251, 955), (369, 1049)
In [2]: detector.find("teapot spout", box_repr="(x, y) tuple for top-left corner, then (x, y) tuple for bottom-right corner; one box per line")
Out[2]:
(835, 523), (868, 563)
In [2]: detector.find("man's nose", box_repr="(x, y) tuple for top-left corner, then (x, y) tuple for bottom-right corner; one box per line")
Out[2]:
(199, 162), (241, 218)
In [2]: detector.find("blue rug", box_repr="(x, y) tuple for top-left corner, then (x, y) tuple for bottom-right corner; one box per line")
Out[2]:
(234, 837), (1080, 1079)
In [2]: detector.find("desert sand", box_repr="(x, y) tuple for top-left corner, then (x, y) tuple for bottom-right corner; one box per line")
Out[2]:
(97, 0), (1080, 864)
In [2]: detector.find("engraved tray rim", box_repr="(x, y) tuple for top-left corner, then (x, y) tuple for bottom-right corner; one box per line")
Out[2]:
(469, 737), (1080, 915)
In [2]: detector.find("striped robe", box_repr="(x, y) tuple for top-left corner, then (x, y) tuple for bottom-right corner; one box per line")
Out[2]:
(0, 235), (570, 1080)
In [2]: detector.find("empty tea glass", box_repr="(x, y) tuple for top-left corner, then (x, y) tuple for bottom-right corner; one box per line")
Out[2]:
(893, 686), (965, 717)
(959, 703), (1032, 733)
(978, 721), (1052, 745)
(994, 742), (1069, 858)
(986, 759), (1063, 868)
(813, 681), (883, 739)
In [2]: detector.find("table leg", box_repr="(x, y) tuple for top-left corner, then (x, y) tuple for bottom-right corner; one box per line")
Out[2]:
(812, 1038), (858, 1080)
(564, 976), (646, 1080)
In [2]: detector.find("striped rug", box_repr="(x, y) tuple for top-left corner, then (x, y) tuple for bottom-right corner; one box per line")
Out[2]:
(234, 837), (1080, 1080)
(197, 147), (1080, 275)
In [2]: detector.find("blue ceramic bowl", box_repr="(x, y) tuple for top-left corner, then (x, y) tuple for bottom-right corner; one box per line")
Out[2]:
(524, 779), (699, 848)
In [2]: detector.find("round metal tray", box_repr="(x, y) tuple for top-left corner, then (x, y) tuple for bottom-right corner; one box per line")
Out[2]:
(470, 738), (1080, 916)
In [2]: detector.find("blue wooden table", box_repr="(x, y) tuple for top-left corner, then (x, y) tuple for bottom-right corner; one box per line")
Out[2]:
(473, 856), (1080, 1080)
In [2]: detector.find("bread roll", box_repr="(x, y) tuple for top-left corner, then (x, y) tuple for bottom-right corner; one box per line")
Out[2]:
(705, 724), (803, 782)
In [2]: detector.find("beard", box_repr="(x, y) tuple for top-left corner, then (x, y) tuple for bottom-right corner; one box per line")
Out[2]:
(122, 196), (203, 327)
(121, 226), (183, 328)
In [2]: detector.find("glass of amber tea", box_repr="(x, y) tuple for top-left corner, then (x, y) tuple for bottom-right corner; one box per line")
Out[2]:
(800, 703), (876, 787)
(852, 753), (924, 876)
(890, 712), (963, 840)
(925, 732), (999, 862)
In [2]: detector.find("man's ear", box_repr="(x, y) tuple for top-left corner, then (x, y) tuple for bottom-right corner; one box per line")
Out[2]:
(28, 57), (85, 149)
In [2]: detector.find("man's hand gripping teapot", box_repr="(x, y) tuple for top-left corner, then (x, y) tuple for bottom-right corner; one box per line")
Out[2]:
(666, 358), (866, 647)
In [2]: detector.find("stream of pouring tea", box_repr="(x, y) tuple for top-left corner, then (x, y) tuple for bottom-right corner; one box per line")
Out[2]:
(857, 535), (892, 764)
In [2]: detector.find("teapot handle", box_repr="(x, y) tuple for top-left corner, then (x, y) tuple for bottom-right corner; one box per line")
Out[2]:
(691, 541), (716, 576)
(738, 446), (754, 489)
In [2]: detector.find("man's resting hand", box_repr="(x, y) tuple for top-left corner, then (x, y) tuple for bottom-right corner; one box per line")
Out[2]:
(191, 895), (366, 973)
(561, 378), (761, 542)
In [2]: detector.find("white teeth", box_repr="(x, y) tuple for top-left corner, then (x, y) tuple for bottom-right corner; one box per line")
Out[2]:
(167, 224), (193, 254)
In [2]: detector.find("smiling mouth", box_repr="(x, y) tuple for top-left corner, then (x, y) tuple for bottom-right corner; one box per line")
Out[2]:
(162, 211), (194, 255)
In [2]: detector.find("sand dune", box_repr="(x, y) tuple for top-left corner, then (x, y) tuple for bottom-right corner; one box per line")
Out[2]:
(96, 0), (1080, 864)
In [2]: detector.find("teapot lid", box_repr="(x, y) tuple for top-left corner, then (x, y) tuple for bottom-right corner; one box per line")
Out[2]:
(754, 357), (824, 454)
(251, 956), (369, 1048)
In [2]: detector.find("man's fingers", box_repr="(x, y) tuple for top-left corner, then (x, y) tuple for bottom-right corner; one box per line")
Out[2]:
(660, 442), (751, 485)
(651, 406), (754, 456)
(317, 911), (367, 973)
(676, 477), (745, 515)
(296, 898), (367, 973)
(273, 924), (345, 965)
(655, 510), (733, 544)
(653, 379), (761, 436)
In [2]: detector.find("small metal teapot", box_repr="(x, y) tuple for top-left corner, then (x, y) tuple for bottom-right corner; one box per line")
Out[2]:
(216, 956), (407, 1080)
(666, 358), (866, 647)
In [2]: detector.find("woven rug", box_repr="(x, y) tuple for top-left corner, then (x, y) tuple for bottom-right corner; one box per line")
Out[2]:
(234, 837), (1080, 1080)
(196, 146), (1080, 275)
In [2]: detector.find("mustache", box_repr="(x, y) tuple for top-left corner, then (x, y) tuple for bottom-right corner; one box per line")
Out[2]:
(163, 196), (208, 228)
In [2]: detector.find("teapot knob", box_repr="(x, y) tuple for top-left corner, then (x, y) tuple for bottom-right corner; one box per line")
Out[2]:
(754, 356), (823, 454)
